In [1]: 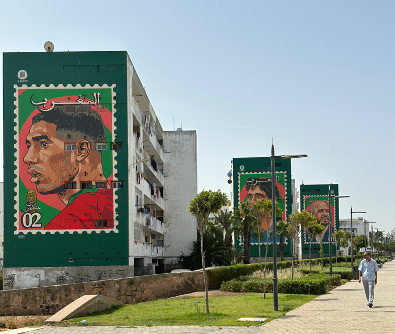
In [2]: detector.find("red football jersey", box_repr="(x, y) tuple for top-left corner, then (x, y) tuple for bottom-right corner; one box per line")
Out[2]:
(44, 189), (114, 229)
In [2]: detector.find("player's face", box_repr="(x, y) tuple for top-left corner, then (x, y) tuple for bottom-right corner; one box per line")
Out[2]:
(312, 201), (330, 226)
(247, 185), (270, 206)
(23, 121), (77, 194)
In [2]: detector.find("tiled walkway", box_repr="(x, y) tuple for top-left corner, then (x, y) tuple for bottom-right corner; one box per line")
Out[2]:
(260, 259), (395, 333)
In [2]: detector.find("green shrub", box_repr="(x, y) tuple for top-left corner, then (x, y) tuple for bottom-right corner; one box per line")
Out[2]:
(322, 268), (352, 280)
(0, 274), (3, 290)
(298, 269), (321, 276)
(278, 277), (326, 295)
(209, 257), (350, 289)
(220, 275), (338, 295)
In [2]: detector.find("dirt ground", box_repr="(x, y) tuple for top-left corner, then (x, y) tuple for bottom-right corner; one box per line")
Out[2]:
(0, 315), (47, 330)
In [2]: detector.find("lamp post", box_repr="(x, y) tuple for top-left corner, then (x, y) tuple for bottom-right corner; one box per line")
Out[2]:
(350, 207), (366, 268)
(271, 140), (307, 311)
(328, 187), (349, 276)
(363, 220), (375, 252)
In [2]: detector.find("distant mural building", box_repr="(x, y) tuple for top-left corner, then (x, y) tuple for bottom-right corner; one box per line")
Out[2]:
(300, 184), (339, 258)
(3, 51), (197, 290)
(232, 157), (292, 260)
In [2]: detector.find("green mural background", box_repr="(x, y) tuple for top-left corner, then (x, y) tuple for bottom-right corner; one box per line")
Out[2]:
(233, 157), (292, 259)
(3, 51), (129, 268)
(300, 184), (339, 257)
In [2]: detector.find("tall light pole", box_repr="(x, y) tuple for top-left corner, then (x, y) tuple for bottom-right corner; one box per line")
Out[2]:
(363, 220), (375, 251)
(271, 139), (307, 311)
(350, 207), (366, 268)
(328, 187), (349, 276)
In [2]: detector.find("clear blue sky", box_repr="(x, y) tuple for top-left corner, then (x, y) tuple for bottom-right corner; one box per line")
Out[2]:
(1, 1), (394, 232)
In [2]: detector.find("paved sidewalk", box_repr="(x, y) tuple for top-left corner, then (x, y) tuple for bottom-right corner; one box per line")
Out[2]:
(260, 259), (395, 334)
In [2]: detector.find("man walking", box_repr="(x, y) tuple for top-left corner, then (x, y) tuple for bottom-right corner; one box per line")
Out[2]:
(358, 251), (379, 308)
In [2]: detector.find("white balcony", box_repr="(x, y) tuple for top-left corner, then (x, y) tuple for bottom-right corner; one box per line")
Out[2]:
(134, 241), (164, 257)
(143, 151), (165, 186)
(132, 97), (144, 125)
(142, 180), (165, 210)
(141, 213), (165, 235)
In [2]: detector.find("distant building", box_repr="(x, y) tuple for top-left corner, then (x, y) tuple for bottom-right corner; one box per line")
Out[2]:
(339, 217), (366, 236)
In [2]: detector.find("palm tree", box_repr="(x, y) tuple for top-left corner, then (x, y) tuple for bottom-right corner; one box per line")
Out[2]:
(234, 202), (255, 264)
(305, 219), (325, 273)
(214, 210), (237, 264)
(178, 225), (230, 270)
(276, 221), (288, 262)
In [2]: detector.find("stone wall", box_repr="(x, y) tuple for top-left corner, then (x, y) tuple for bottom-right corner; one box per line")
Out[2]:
(3, 266), (133, 291)
(0, 270), (204, 316)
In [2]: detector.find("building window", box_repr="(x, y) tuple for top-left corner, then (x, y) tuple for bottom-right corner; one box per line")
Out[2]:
(112, 181), (123, 189)
(95, 219), (107, 227)
(65, 144), (76, 151)
(112, 142), (122, 150)
(95, 181), (106, 189)
(65, 182), (77, 189)
(81, 182), (92, 189)
(96, 143), (107, 151)
(136, 188), (142, 206)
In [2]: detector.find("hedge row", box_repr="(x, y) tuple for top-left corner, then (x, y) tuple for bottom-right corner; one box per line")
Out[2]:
(298, 267), (353, 280)
(220, 274), (342, 295)
(208, 257), (353, 289)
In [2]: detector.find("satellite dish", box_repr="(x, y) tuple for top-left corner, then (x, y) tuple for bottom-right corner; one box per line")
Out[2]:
(44, 41), (54, 53)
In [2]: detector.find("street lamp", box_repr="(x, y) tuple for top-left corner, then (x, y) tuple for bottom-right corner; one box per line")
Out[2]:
(271, 140), (307, 311)
(350, 207), (366, 268)
(328, 187), (349, 276)
(363, 220), (375, 252)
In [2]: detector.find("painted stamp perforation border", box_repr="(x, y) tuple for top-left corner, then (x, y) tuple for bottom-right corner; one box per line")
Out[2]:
(13, 83), (119, 235)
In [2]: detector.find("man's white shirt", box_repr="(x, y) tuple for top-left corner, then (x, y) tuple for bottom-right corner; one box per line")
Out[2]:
(358, 259), (379, 281)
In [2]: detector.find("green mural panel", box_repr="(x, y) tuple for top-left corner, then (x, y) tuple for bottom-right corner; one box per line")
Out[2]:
(3, 51), (129, 268)
(300, 184), (339, 256)
(232, 157), (292, 259)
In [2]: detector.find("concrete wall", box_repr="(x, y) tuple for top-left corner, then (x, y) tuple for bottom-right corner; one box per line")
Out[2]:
(0, 270), (204, 316)
(3, 265), (132, 291)
(163, 131), (198, 267)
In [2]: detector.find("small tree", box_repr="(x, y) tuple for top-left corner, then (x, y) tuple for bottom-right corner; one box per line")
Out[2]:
(305, 219), (325, 273)
(251, 199), (281, 299)
(333, 229), (345, 266)
(340, 231), (351, 263)
(287, 211), (306, 279)
(188, 190), (228, 315)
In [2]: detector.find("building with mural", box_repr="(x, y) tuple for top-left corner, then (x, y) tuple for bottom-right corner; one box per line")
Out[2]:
(2, 51), (197, 289)
(232, 157), (293, 261)
(300, 184), (339, 258)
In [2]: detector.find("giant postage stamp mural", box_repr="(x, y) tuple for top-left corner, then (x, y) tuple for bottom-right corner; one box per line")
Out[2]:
(239, 171), (287, 244)
(303, 195), (335, 243)
(14, 84), (118, 234)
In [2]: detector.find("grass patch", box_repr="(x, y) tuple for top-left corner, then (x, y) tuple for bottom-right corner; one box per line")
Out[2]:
(66, 293), (316, 327)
